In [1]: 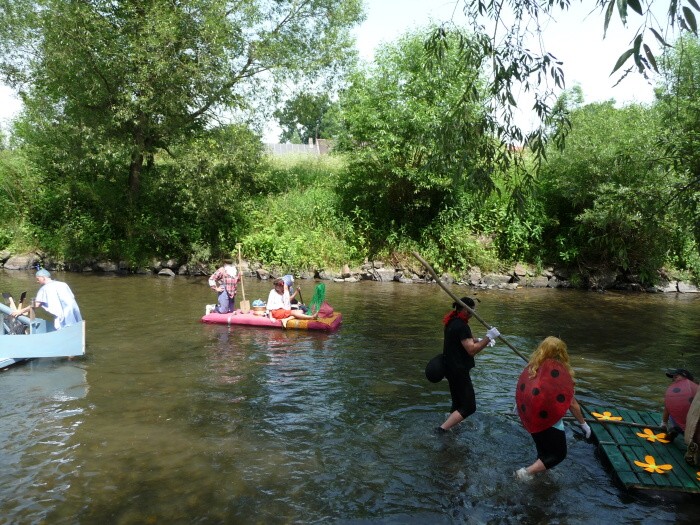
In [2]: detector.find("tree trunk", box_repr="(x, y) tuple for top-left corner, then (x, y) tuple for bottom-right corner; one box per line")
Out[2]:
(129, 115), (146, 201)
(129, 150), (143, 201)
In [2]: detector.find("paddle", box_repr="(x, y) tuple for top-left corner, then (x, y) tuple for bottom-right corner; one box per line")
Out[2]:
(411, 251), (528, 363)
(236, 244), (250, 314)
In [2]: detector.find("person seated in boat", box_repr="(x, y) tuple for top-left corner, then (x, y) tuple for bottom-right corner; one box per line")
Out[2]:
(10, 269), (82, 330)
(266, 278), (317, 321)
(514, 336), (591, 481)
(281, 274), (308, 313)
(208, 258), (240, 314)
(662, 368), (698, 441)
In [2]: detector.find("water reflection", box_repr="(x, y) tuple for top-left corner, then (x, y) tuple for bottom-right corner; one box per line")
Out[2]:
(0, 360), (88, 520)
(0, 271), (699, 523)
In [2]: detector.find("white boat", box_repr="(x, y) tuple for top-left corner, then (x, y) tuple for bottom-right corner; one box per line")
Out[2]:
(0, 303), (85, 369)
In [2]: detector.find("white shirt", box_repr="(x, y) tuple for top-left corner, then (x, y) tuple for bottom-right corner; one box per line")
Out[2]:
(266, 288), (290, 311)
(36, 280), (83, 329)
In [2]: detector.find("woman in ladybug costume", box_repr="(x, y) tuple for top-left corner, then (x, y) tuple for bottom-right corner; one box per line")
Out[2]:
(514, 336), (590, 480)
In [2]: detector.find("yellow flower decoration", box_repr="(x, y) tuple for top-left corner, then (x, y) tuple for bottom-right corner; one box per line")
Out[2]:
(635, 428), (670, 443)
(633, 455), (673, 474)
(591, 410), (623, 421)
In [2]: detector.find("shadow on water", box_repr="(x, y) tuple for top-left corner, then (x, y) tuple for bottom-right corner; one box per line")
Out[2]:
(1, 271), (699, 523)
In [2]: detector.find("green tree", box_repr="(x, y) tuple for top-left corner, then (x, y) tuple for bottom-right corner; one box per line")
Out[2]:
(422, 1), (699, 192)
(0, 146), (37, 249)
(0, 0), (364, 201)
(334, 27), (492, 256)
(537, 100), (687, 282)
(0, 0), (364, 262)
(656, 35), (700, 249)
(274, 92), (334, 144)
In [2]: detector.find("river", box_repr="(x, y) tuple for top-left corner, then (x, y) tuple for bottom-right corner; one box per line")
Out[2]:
(0, 270), (699, 524)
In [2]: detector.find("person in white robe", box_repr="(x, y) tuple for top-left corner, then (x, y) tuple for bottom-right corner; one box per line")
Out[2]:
(11, 269), (82, 329)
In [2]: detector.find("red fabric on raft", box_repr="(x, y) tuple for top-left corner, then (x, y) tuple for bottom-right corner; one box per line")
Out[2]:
(317, 301), (334, 318)
(271, 309), (292, 319)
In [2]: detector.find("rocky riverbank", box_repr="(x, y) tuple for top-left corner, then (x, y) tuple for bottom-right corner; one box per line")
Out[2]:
(1, 250), (697, 293)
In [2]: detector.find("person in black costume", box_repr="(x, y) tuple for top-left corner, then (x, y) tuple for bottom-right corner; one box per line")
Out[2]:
(436, 297), (500, 433)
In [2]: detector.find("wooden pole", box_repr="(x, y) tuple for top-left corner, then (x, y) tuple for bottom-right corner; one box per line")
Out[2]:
(564, 416), (664, 431)
(411, 251), (529, 363)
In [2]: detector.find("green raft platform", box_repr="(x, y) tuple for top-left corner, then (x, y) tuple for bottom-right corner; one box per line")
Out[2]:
(582, 405), (700, 494)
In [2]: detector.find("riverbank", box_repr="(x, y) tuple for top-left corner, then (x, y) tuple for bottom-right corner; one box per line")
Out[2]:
(1, 249), (698, 294)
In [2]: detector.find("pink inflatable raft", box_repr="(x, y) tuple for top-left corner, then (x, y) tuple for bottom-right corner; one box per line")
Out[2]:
(201, 302), (342, 332)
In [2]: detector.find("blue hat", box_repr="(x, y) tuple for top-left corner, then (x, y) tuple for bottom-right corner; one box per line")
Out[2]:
(36, 269), (51, 278)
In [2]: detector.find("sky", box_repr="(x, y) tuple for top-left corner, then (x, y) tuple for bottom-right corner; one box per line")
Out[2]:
(350, 0), (661, 132)
(0, 1), (663, 139)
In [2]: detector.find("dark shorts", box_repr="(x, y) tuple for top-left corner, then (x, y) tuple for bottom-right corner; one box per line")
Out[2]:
(532, 426), (567, 469)
(445, 368), (476, 419)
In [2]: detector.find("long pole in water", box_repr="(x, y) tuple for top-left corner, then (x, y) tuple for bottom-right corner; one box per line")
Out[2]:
(411, 251), (528, 363)
(412, 251), (642, 429)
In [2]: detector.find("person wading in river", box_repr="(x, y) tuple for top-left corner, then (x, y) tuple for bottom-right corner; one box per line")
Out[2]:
(514, 336), (591, 481)
(436, 296), (500, 433)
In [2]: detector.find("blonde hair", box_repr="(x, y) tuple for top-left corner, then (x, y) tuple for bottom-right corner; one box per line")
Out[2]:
(527, 336), (575, 380)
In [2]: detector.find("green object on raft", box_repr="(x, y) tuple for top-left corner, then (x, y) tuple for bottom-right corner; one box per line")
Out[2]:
(308, 283), (326, 314)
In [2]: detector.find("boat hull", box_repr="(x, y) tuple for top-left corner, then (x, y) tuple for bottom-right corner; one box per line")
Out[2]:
(201, 309), (342, 331)
(0, 321), (86, 359)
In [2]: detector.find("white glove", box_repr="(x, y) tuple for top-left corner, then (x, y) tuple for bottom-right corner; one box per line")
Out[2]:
(578, 421), (592, 439)
(486, 327), (500, 341)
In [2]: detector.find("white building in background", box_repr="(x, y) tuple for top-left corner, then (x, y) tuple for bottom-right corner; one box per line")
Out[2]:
(265, 138), (331, 156)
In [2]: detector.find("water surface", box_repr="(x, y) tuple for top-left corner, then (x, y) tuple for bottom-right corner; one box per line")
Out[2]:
(1, 270), (699, 523)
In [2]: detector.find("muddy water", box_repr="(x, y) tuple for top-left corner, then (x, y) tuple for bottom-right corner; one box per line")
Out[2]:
(0, 270), (699, 523)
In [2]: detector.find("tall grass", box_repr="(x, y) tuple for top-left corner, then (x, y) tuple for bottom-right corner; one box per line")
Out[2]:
(243, 154), (362, 272)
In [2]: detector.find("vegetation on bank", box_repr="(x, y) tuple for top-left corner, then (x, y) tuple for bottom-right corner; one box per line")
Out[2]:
(1, 8), (699, 287)
(1, 138), (698, 286)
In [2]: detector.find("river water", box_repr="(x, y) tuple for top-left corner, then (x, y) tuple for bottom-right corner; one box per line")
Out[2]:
(0, 270), (699, 524)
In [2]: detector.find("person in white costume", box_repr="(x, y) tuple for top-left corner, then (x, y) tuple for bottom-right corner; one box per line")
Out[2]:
(266, 278), (317, 322)
(11, 269), (82, 329)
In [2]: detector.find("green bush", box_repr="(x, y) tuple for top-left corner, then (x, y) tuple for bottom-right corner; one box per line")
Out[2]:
(538, 102), (677, 282)
(242, 184), (361, 271)
(258, 153), (345, 193)
(0, 148), (42, 250)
